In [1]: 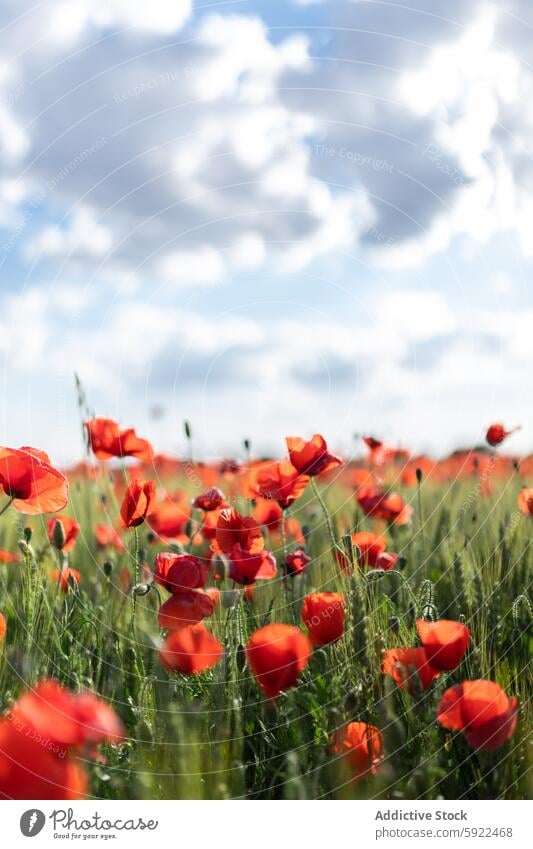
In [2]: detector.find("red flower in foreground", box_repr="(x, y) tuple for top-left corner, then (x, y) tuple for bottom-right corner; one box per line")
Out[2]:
(0, 722), (87, 800)
(246, 624), (312, 698)
(0, 680), (123, 799)
(518, 488), (533, 516)
(94, 524), (126, 552)
(159, 623), (223, 674)
(153, 552), (207, 594)
(11, 679), (124, 747)
(382, 647), (440, 692)
(158, 589), (215, 630)
(0, 613), (6, 642)
(192, 487), (226, 512)
(330, 722), (383, 780)
(120, 480), (156, 528)
(285, 548), (311, 576)
(215, 508), (264, 555)
(286, 434), (342, 477)
(0, 446), (68, 515)
(302, 593), (345, 646)
(357, 487), (413, 526)
(51, 568), (81, 592)
(85, 417), (152, 462)
(485, 423), (520, 447)
(250, 460), (309, 509)
(47, 515), (80, 552)
(437, 680), (518, 750)
(416, 619), (470, 672)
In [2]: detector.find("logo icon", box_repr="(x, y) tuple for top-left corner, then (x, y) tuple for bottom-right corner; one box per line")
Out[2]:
(20, 810), (46, 837)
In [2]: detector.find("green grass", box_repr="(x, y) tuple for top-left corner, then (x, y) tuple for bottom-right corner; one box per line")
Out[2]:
(0, 470), (531, 799)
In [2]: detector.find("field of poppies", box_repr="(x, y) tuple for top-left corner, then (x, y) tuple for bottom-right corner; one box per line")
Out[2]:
(0, 416), (531, 800)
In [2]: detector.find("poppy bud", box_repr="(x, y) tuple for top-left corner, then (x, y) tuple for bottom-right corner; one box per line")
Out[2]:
(23, 527), (32, 542)
(52, 519), (66, 551)
(184, 420), (192, 440)
(243, 438), (251, 452)
(415, 467), (423, 483)
(103, 560), (113, 577)
(132, 583), (150, 596)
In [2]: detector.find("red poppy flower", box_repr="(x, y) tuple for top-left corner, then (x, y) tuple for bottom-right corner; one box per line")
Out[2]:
(382, 647), (440, 692)
(302, 593), (345, 645)
(51, 568), (80, 592)
(437, 680), (518, 750)
(485, 423), (520, 447)
(352, 531), (387, 566)
(215, 508), (264, 555)
(246, 623), (312, 698)
(357, 487), (413, 525)
(0, 613), (5, 642)
(0, 549), (19, 563)
(158, 589), (215, 630)
(153, 552), (207, 594)
(94, 524), (126, 552)
(0, 720), (87, 800)
(286, 434), (342, 477)
(0, 446), (68, 515)
(47, 515), (80, 552)
(147, 493), (191, 541)
(250, 460), (309, 509)
(159, 623), (223, 674)
(416, 619), (470, 672)
(330, 721), (383, 779)
(120, 480), (156, 528)
(11, 679), (124, 748)
(192, 487), (226, 512)
(285, 548), (311, 576)
(85, 417), (152, 462)
(518, 487), (533, 516)
(376, 551), (398, 570)
(252, 497), (283, 532)
(228, 545), (277, 585)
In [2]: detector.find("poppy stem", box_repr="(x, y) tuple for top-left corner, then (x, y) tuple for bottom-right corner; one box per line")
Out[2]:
(0, 496), (13, 518)
(280, 508), (288, 560)
(310, 477), (337, 554)
(416, 478), (427, 560)
(132, 526), (141, 619)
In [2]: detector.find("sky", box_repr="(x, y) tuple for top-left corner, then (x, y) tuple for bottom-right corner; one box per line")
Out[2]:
(0, 0), (531, 463)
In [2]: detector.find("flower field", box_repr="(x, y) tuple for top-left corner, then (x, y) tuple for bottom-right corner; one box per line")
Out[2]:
(0, 420), (531, 800)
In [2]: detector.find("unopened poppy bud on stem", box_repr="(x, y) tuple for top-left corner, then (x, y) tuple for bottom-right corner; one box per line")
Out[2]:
(52, 519), (66, 551)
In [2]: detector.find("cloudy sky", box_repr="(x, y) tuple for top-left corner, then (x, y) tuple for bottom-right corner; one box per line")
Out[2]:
(0, 0), (531, 463)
